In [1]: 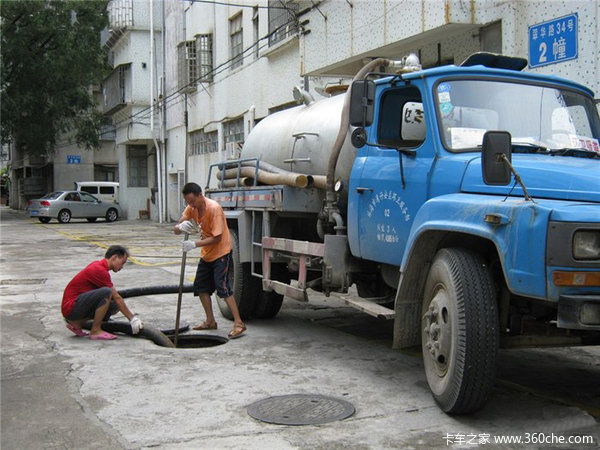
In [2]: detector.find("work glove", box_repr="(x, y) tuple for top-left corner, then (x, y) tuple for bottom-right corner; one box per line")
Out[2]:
(182, 240), (196, 253)
(177, 220), (198, 234)
(130, 315), (143, 334)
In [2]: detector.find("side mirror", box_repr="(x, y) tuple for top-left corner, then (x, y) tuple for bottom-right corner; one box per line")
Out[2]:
(349, 80), (375, 127)
(482, 131), (512, 185)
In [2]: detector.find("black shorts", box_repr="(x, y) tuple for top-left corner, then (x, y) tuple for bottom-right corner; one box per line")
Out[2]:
(66, 287), (118, 321)
(193, 252), (233, 298)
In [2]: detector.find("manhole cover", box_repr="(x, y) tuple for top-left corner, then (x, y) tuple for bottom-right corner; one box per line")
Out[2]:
(1, 278), (47, 285)
(247, 394), (355, 425)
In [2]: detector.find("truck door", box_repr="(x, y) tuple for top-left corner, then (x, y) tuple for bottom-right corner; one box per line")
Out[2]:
(348, 85), (434, 265)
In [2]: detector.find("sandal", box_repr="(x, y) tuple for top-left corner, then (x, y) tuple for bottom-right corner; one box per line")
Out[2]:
(89, 331), (117, 340)
(228, 323), (246, 339)
(192, 321), (218, 330)
(66, 323), (89, 337)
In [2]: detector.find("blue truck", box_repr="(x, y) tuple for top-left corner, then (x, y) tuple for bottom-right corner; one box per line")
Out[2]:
(205, 53), (600, 414)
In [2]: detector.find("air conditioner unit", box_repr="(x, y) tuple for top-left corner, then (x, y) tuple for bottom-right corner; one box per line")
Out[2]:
(225, 141), (242, 160)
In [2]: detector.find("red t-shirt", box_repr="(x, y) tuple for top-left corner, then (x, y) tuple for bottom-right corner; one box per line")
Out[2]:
(61, 259), (113, 318)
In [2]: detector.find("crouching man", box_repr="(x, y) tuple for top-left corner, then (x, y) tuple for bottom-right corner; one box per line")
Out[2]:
(61, 245), (143, 340)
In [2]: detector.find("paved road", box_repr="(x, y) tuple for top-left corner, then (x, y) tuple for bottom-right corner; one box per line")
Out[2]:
(1, 207), (599, 449)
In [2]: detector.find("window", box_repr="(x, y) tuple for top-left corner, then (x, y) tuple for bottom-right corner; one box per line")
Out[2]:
(230, 14), (243, 69)
(268, 0), (301, 46)
(196, 34), (213, 82)
(127, 145), (148, 187)
(189, 130), (218, 155)
(377, 87), (425, 148)
(177, 40), (197, 91)
(223, 118), (244, 144)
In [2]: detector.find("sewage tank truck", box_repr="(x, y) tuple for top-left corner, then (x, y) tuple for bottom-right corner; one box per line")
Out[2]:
(204, 53), (600, 414)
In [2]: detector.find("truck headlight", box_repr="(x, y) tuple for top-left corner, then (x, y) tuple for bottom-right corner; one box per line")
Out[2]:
(573, 230), (600, 260)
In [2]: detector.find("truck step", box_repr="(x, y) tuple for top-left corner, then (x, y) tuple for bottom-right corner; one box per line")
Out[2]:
(333, 294), (395, 319)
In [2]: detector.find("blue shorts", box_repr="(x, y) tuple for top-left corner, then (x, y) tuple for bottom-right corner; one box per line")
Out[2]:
(66, 287), (118, 321)
(193, 252), (233, 298)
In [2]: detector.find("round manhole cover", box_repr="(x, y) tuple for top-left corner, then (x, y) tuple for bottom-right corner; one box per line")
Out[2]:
(247, 394), (355, 426)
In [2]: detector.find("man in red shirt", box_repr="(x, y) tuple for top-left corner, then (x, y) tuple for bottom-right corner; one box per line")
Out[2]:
(62, 245), (143, 340)
(174, 182), (246, 338)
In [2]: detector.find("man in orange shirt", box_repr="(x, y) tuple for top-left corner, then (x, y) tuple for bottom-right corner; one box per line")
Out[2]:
(174, 182), (246, 338)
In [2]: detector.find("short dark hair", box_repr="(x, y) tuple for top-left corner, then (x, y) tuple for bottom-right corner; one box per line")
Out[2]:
(105, 245), (129, 259)
(182, 182), (202, 196)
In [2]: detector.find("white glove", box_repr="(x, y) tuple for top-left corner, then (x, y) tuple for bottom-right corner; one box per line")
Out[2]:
(182, 240), (196, 253)
(177, 220), (198, 234)
(130, 315), (143, 334)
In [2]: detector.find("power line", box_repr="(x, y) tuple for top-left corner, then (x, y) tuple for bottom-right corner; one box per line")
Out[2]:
(112, 17), (298, 129)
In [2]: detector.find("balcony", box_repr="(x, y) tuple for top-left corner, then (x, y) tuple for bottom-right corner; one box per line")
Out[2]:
(102, 63), (131, 116)
(101, 0), (133, 49)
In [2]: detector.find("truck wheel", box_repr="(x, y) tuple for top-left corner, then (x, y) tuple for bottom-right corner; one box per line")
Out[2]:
(216, 229), (256, 320)
(253, 264), (289, 319)
(421, 248), (498, 414)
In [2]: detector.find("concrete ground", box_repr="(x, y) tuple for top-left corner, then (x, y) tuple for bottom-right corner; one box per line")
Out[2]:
(1, 206), (599, 449)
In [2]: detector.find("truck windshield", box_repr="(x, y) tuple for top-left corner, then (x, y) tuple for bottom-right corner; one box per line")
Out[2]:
(437, 79), (600, 153)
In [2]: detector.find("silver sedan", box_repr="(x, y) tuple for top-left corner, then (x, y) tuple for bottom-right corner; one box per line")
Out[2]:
(28, 191), (121, 223)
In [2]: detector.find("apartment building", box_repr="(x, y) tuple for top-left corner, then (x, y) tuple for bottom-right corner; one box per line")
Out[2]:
(101, 0), (598, 221)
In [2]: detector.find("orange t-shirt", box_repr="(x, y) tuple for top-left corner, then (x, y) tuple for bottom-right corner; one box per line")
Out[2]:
(182, 197), (231, 262)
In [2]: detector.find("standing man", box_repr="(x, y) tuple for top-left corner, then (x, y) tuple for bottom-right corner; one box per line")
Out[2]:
(174, 182), (246, 339)
(62, 245), (143, 340)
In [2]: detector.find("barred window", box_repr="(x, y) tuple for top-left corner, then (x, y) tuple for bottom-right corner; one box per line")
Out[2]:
(268, 0), (301, 46)
(230, 14), (243, 69)
(127, 145), (147, 187)
(196, 34), (213, 82)
(177, 40), (197, 91)
(189, 130), (218, 155)
(223, 118), (244, 144)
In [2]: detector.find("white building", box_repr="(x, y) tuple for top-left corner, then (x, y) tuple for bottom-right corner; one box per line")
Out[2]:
(102, 0), (163, 220)
(104, 0), (599, 221)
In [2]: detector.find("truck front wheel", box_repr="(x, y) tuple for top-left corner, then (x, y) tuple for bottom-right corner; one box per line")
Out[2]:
(216, 229), (256, 321)
(421, 248), (498, 414)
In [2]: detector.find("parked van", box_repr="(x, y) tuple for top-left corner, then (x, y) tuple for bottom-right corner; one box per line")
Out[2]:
(75, 181), (119, 203)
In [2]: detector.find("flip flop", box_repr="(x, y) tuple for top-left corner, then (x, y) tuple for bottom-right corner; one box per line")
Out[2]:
(66, 323), (89, 337)
(192, 322), (218, 330)
(89, 331), (117, 340)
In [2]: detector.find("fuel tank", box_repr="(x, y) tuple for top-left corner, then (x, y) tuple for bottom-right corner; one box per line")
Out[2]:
(241, 93), (356, 202)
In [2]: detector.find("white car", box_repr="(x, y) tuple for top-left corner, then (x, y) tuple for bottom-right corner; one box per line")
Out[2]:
(28, 191), (121, 223)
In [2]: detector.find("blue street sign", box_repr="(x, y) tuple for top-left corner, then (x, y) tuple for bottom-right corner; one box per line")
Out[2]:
(67, 155), (81, 164)
(528, 14), (578, 68)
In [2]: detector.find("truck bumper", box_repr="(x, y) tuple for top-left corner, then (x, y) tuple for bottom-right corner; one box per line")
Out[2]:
(557, 294), (600, 330)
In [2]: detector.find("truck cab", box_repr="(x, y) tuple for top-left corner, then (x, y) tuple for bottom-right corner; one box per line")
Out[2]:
(347, 54), (600, 412)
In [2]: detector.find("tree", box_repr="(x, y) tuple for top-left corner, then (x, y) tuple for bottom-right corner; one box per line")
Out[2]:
(1, 0), (108, 157)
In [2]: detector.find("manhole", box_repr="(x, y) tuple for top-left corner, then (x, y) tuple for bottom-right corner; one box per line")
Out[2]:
(247, 394), (355, 425)
(168, 334), (228, 348)
(1, 278), (47, 285)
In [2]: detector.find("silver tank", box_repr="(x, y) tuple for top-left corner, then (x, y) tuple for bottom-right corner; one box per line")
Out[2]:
(242, 93), (356, 198)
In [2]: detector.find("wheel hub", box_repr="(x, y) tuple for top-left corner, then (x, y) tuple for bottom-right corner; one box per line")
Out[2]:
(423, 289), (452, 376)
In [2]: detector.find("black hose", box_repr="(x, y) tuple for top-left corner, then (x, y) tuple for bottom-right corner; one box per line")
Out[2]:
(82, 320), (176, 348)
(117, 284), (194, 299)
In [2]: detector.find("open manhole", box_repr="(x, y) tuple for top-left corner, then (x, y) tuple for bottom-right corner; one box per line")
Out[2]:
(247, 394), (355, 425)
(167, 334), (228, 348)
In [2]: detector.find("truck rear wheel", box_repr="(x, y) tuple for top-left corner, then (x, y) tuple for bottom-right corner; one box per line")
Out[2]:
(421, 248), (498, 414)
(253, 263), (289, 319)
(216, 229), (256, 320)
